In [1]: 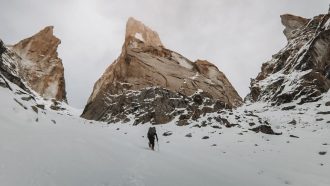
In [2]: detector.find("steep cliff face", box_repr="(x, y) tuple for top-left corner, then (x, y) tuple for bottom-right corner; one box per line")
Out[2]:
(0, 39), (30, 92)
(10, 26), (67, 102)
(1, 36), (70, 113)
(125, 17), (163, 47)
(247, 13), (330, 105)
(280, 14), (310, 40)
(82, 17), (242, 124)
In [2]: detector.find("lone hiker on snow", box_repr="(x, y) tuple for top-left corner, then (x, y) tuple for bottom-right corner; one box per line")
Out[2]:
(147, 127), (158, 150)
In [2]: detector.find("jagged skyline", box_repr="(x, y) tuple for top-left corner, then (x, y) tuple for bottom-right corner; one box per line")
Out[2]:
(0, 0), (328, 108)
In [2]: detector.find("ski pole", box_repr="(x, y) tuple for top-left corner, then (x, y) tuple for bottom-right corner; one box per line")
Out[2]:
(157, 140), (159, 152)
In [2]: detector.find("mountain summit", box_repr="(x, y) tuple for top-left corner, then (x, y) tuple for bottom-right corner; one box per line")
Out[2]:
(125, 17), (163, 47)
(81, 17), (242, 124)
(10, 26), (67, 102)
(247, 13), (330, 105)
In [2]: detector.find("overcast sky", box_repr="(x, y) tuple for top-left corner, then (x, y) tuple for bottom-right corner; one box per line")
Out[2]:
(0, 0), (328, 108)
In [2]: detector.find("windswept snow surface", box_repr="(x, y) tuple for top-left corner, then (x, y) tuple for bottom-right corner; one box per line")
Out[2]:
(0, 84), (329, 186)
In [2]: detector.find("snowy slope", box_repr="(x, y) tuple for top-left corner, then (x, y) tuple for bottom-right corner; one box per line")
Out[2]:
(0, 76), (329, 186)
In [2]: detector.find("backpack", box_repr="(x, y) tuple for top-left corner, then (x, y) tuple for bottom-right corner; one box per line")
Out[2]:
(148, 127), (156, 136)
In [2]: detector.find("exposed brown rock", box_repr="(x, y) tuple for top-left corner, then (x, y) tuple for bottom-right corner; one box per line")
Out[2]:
(11, 26), (67, 102)
(82, 17), (242, 124)
(125, 17), (163, 47)
(195, 59), (241, 106)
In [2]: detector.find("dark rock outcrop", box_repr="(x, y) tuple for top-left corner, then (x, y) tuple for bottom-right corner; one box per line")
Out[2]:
(0, 39), (30, 92)
(250, 125), (282, 135)
(247, 13), (330, 105)
(82, 87), (230, 125)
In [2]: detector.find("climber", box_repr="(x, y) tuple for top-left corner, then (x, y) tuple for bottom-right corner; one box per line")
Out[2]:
(147, 127), (158, 150)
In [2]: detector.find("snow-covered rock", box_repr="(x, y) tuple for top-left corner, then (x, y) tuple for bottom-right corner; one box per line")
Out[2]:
(10, 26), (67, 102)
(82, 17), (242, 124)
(0, 39), (30, 93)
(280, 14), (310, 40)
(1, 28), (69, 118)
(247, 13), (330, 105)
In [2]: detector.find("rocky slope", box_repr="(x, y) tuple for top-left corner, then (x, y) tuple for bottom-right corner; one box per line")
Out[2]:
(82, 17), (242, 124)
(247, 13), (330, 105)
(9, 26), (67, 102)
(1, 26), (69, 113)
(0, 39), (30, 93)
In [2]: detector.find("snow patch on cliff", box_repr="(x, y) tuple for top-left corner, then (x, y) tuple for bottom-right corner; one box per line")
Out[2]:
(172, 52), (193, 69)
(134, 32), (144, 42)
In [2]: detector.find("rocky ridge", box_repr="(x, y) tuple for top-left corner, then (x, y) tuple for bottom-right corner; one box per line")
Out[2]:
(82, 17), (242, 124)
(0, 38), (69, 113)
(10, 26), (67, 102)
(0, 39), (30, 92)
(247, 13), (330, 105)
